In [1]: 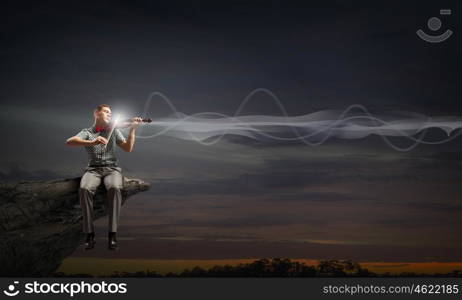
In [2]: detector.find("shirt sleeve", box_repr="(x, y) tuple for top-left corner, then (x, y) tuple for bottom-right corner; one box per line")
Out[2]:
(115, 129), (126, 145)
(75, 129), (89, 140)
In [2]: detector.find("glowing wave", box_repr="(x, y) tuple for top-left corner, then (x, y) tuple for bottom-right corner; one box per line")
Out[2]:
(135, 88), (462, 151)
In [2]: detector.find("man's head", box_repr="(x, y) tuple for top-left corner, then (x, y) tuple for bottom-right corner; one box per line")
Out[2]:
(94, 104), (112, 125)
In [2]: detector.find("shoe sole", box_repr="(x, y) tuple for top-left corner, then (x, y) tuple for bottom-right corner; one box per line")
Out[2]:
(108, 244), (119, 250)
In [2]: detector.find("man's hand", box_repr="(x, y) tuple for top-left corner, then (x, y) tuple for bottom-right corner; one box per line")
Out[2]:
(130, 117), (143, 129)
(118, 117), (144, 152)
(91, 136), (108, 145)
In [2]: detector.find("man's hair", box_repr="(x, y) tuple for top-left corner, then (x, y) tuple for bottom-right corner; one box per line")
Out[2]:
(95, 104), (111, 111)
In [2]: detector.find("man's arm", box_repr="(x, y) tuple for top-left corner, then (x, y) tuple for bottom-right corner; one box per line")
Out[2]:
(118, 118), (142, 152)
(66, 136), (107, 146)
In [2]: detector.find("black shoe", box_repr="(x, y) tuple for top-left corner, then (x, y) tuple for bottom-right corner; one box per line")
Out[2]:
(108, 232), (118, 250)
(84, 232), (96, 250)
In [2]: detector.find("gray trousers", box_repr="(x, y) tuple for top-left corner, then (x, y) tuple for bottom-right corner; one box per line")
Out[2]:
(79, 167), (123, 233)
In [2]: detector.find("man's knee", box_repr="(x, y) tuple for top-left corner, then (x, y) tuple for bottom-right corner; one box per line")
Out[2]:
(104, 175), (124, 191)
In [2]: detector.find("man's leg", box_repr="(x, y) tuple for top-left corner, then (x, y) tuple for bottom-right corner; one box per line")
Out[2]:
(103, 167), (124, 233)
(79, 168), (102, 234)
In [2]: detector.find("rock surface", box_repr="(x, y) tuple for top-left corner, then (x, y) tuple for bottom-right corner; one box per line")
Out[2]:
(0, 177), (150, 276)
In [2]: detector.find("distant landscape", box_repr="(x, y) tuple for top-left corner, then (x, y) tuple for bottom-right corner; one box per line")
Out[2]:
(55, 258), (462, 277)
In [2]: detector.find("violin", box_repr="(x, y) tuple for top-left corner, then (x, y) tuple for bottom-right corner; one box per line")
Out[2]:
(112, 117), (152, 128)
(122, 117), (152, 123)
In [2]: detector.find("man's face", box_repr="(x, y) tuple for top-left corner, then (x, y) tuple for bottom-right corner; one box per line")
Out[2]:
(95, 107), (112, 125)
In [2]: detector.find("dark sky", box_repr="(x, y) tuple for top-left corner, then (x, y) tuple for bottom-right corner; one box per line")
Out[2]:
(1, 0), (462, 262)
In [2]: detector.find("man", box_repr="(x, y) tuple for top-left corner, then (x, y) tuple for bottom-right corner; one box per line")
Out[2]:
(66, 104), (141, 250)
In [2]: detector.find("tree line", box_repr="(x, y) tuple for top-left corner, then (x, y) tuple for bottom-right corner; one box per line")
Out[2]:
(53, 258), (462, 277)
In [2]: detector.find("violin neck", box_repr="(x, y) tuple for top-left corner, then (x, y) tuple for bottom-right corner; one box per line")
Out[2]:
(120, 118), (152, 123)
